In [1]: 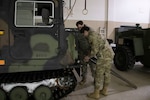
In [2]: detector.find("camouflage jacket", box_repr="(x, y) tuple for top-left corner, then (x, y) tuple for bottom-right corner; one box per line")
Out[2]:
(86, 31), (114, 59)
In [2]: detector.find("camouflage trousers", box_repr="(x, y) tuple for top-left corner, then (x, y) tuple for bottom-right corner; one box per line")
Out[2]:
(81, 61), (96, 80)
(94, 58), (112, 89)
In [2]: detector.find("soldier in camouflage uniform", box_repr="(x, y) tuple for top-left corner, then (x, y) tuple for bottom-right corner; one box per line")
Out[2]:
(80, 26), (114, 99)
(76, 21), (96, 85)
(77, 32), (90, 83)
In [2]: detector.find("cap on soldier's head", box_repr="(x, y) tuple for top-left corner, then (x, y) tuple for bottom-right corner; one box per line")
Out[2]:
(80, 26), (90, 33)
(76, 20), (84, 26)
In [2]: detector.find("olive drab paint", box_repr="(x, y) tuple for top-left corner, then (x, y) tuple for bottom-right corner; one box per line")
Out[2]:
(0, 0), (79, 99)
(114, 24), (150, 71)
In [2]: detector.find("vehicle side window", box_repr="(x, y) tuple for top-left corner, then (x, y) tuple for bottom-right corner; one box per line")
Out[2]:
(15, 1), (54, 27)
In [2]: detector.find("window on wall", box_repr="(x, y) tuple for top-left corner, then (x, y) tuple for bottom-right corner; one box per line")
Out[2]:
(15, 1), (54, 27)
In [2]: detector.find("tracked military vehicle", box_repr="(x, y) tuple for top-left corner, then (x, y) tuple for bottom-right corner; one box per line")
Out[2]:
(114, 24), (150, 71)
(0, 0), (79, 100)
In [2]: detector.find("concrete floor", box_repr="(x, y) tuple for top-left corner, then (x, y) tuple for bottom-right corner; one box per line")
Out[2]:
(61, 62), (150, 100)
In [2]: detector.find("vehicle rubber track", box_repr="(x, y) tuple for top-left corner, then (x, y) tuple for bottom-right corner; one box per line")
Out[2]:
(0, 68), (77, 100)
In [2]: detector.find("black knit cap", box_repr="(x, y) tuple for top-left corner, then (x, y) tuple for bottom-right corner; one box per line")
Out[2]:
(76, 20), (84, 26)
(80, 26), (90, 33)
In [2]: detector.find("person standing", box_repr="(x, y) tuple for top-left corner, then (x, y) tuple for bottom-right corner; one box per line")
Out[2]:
(76, 21), (95, 85)
(80, 26), (114, 99)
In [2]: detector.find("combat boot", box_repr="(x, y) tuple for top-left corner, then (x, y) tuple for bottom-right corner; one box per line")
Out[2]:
(79, 75), (86, 85)
(87, 88), (100, 99)
(79, 79), (86, 85)
(100, 84), (108, 96)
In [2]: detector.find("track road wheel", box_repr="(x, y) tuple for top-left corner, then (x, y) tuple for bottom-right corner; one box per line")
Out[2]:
(33, 85), (52, 100)
(9, 86), (28, 100)
(0, 88), (7, 100)
(114, 46), (135, 71)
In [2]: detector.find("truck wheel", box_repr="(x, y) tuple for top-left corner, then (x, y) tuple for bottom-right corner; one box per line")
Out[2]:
(33, 85), (52, 100)
(0, 88), (7, 100)
(114, 46), (135, 71)
(9, 86), (28, 100)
